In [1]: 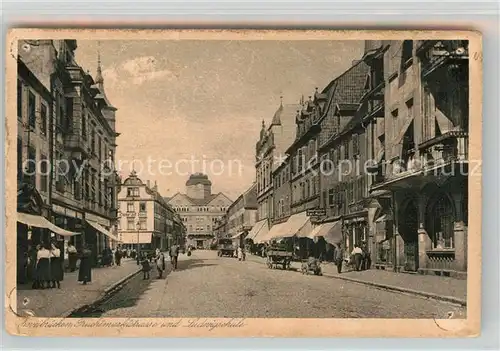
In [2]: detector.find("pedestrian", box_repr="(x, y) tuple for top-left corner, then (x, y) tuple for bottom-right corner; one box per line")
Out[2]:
(237, 246), (243, 261)
(361, 242), (371, 270)
(49, 239), (63, 289)
(333, 243), (344, 274)
(155, 249), (166, 279)
(115, 247), (122, 266)
(67, 242), (78, 272)
(141, 255), (151, 280)
(351, 244), (363, 271)
(35, 243), (51, 289)
(169, 244), (180, 270)
(78, 244), (92, 285)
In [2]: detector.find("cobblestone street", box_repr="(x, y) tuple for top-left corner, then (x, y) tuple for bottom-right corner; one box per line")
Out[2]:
(89, 251), (466, 319)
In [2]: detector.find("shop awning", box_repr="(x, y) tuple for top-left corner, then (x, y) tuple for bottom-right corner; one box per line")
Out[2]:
(251, 221), (270, 243)
(315, 220), (343, 246)
(246, 219), (267, 241)
(230, 231), (244, 239)
(119, 232), (152, 244)
(307, 224), (324, 239)
(17, 212), (80, 237)
(282, 211), (311, 238)
(86, 220), (118, 241)
(256, 222), (288, 243)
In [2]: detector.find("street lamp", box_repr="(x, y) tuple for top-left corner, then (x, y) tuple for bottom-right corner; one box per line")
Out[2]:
(136, 218), (141, 265)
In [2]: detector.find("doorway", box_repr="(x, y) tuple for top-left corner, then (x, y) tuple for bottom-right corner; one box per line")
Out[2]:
(196, 240), (204, 249)
(400, 201), (419, 271)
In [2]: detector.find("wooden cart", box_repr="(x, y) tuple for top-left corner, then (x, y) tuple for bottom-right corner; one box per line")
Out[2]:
(266, 249), (293, 270)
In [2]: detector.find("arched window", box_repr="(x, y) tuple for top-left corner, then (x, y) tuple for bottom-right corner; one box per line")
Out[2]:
(427, 193), (455, 249)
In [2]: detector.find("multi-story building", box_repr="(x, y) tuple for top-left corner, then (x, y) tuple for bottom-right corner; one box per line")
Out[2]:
(316, 59), (370, 256)
(369, 40), (469, 278)
(171, 212), (187, 247)
(255, 101), (299, 223)
(17, 39), (120, 266)
(213, 214), (228, 240)
(117, 171), (175, 252)
(168, 173), (232, 249)
(227, 183), (258, 248)
(272, 156), (291, 225)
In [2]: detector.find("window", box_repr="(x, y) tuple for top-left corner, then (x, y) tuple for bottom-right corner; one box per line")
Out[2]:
(40, 154), (48, 192)
(58, 94), (64, 129)
(17, 79), (23, 120)
(352, 134), (360, 156)
(40, 103), (47, 135)
(406, 98), (414, 119)
(98, 136), (102, 159)
(139, 219), (147, 230)
(66, 97), (73, 131)
(206, 225), (210, 231)
(401, 40), (413, 65)
(27, 146), (36, 185)
(127, 218), (135, 230)
(28, 91), (36, 130)
(82, 112), (87, 139)
(90, 128), (95, 153)
(139, 202), (146, 212)
(428, 194), (455, 249)
(127, 202), (134, 212)
(391, 109), (399, 138)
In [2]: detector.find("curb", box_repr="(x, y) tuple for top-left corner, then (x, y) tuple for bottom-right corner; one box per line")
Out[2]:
(62, 267), (142, 317)
(247, 255), (466, 307)
(322, 272), (467, 307)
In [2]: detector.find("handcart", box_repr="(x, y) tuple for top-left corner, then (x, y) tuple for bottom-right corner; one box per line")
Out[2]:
(266, 248), (293, 270)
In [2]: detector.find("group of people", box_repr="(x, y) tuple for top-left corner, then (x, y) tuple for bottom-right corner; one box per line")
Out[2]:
(29, 239), (63, 289)
(140, 245), (186, 280)
(333, 242), (371, 273)
(27, 240), (94, 289)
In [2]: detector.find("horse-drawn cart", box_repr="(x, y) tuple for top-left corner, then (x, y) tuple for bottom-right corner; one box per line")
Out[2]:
(266, 248), (293, 270)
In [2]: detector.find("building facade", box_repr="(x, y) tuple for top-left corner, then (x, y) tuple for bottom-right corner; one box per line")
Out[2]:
(117, 171), (175, 252)
(168, 173), (232, 249)
(17, 39), (120, 266)
(370, 40), (469, 278)
(227, 183), (258, 247)
(317, 59), (371, 255)
(255, 101), (299, 222)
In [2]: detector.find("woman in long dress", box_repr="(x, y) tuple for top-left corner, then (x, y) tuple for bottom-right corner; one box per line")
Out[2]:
(78, 244), (92, 284)
(35, 243), (51, 289)
(155, 249), (165, 279)
(49, 241), (63, 288)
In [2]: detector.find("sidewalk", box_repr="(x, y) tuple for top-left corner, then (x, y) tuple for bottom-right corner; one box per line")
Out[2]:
(246, 254), (467, 306)
(15, 259), (142, 317)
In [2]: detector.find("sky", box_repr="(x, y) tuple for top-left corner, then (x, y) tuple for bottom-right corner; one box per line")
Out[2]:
(75, 40), (364, 200)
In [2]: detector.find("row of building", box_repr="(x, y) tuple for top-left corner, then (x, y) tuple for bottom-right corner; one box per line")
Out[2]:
(16, 40), (186, 278)
(217, 40), (469, 279)
(16, 39), (123, 273)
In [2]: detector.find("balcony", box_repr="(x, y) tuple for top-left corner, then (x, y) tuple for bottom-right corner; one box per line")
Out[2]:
(64, 133), (89, 160)
(418, 131), (469, 168)
(420, 41), (469, 79)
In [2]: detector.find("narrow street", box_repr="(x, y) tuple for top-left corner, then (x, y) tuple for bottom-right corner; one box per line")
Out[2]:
(76, 250), (466, 319)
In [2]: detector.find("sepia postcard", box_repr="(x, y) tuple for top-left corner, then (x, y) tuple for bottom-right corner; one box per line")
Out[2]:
(5, 29), (481, 337)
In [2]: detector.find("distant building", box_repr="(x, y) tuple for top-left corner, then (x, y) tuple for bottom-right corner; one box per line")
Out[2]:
(168, 173), (233, 249)
(227, 183), (258, 248)
(117, 171), (176, 252)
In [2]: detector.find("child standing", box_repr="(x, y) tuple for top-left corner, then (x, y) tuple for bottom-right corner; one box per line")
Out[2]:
(141, 255), (151, 280)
